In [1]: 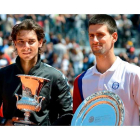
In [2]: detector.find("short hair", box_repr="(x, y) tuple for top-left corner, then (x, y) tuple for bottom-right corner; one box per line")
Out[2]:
(11, 19), (46, 53)
(88, 14), (117, 34)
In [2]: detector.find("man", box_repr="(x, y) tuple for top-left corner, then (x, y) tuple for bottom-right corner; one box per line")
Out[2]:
(0, 19), (73, 126)
(73, 14), (140, 126)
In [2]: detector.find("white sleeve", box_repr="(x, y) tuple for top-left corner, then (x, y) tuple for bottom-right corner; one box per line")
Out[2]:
(131, 66), (140, 106)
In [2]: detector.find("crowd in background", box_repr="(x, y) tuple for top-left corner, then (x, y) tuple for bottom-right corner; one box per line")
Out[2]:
(0, 14), (140, 96)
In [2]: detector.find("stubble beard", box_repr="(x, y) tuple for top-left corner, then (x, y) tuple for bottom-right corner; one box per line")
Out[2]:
(91, 47), (106, 56)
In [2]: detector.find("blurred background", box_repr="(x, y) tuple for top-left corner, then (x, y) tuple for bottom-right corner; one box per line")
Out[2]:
(0, 14), (140, 96)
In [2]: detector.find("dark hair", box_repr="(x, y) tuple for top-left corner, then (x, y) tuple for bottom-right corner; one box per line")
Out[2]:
(88, 14), (117, 34)
(11, 19), (46, 53)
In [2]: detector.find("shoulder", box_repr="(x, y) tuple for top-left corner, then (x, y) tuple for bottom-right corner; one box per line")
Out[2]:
(120, 59), (140, 75)
(0, 64), (16, 83)
(74, 67), (93, 82)
(0, 63), (16, 74)
(41, 62), (65, 79)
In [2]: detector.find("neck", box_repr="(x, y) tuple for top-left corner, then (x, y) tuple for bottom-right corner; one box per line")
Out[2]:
(95, 50), (116, 74)
(20, 56), (38, 74)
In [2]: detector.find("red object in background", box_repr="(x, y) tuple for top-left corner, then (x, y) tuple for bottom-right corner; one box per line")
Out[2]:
(129, 46), (135, 52)
(0, 103), (3, 117)
(4, 53), (12, 65)
(37, 21), (44, 27)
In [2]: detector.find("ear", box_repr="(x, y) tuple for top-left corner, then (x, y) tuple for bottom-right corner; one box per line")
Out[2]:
(39, 39), (43, 48)
(13, 41), (18, 49)
(112, 32), (118, 43)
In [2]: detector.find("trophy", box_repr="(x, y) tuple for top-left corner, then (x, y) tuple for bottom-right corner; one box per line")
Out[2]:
(71, 90), (125, 126)
(14, 74), (50, 126)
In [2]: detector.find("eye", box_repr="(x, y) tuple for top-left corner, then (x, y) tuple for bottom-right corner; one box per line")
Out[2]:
(28, 41), (35, 45)
(97, 33), (104, 37)
(19, 41), (24, 43)
(89, 34), (94, 38)
(16, 40), (24, 45)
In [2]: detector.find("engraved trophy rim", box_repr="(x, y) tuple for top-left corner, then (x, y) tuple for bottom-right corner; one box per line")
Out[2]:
(16, 74), (50, 82)
(71, 90), (125, 126)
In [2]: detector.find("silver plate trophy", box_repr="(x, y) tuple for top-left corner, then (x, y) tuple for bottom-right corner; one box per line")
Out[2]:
(71, 91), (125, 126)
(14, 74), (50, 126)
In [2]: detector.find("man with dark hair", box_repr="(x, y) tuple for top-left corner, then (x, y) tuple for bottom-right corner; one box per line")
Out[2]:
(73, 14), (140, 126)
(0, 19), (73, 126)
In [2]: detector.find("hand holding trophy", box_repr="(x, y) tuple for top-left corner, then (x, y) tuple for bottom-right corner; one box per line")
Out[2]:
(13, 74), (50, 126)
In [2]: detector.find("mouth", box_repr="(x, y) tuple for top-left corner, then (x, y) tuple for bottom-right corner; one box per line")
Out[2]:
(92, 45), (102, 49)
(22, 52), (31, 55)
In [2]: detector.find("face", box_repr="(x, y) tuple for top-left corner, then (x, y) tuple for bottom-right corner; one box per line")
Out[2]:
(88, 24), (117, 56)
(14, 30), (43, 61)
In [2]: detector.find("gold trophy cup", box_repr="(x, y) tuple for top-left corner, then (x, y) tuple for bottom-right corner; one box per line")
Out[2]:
(14, 74), (50, 126)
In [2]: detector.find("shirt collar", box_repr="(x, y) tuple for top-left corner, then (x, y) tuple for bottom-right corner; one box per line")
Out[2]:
(92, 56), (122, 75)
(16, 54), (41, 74)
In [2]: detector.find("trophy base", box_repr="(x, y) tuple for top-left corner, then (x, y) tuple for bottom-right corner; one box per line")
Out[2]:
(13, 120), (36, 126)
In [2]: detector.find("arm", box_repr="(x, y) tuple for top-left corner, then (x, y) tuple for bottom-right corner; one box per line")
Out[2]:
(0, 69), (3, 115)
(0, 69), (6, 125)
(131, 69), (140, 106)
(56, 74), (73, 115)
(52, 73), (73, 125)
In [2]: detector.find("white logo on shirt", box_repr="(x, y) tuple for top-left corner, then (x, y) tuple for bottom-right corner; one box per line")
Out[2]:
(112, 82), (119, 90)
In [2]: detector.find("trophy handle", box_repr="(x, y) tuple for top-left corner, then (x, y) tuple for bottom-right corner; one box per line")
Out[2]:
(15, 93), (22, 101)
(35, 96), (45, 112)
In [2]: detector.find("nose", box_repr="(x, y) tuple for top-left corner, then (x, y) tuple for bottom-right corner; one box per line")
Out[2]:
(92, 36), (98, 43)
(22, 42), (30, 51)
(24, 42), (30, 48)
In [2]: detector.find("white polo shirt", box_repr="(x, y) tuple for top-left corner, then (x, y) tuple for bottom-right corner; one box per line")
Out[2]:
(81, 56), (140, 126)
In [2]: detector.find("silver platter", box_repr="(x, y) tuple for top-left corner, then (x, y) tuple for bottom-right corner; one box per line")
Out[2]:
(71, 91), (125, 126)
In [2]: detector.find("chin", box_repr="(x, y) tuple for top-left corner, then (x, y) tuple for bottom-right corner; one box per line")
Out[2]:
(20, 55), (33, 60)
(19, 53), (38, 61)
